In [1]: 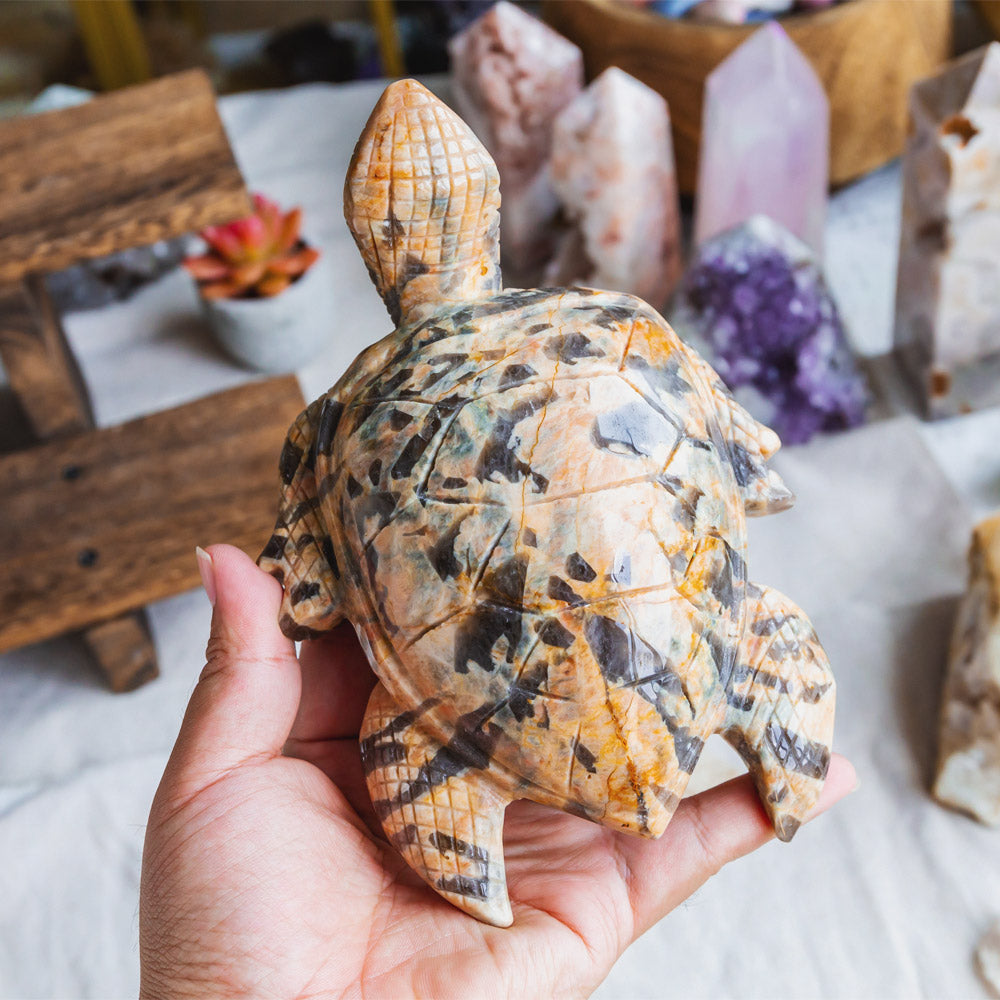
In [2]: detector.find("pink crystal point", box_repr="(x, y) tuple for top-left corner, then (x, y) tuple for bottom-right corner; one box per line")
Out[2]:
(448, 1), (583, 275)
(547, 67), (682, 309)
(693, 22), (829, 256)
(672, 216), (865, 444)
(448, 1), (582, 187)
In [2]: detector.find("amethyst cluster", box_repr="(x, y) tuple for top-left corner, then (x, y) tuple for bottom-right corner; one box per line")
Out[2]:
(672, 216), (866, 444)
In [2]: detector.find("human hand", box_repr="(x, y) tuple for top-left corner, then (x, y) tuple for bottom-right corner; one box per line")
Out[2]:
(140, 544), (856, 999)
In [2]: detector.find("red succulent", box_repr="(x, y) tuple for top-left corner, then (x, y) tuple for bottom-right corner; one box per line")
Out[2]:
(184, 193), (320, 300)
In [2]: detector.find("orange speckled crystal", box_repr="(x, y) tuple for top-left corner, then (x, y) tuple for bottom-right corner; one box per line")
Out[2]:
(547, 67), (682, 310)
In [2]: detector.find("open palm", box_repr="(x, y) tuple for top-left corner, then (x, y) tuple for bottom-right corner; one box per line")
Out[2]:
(140, 545), (854, 1000)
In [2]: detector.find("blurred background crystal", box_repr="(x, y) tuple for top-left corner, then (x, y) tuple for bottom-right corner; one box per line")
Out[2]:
(895, 42), (1000, 419)
(546, 67), (681, 310)
(672, 215), (866, 444)
(934, 513), (1000, 828)
(977, 920), (1000, 996)
(693, 22), (829, 256)
(448, 1), (583, 278)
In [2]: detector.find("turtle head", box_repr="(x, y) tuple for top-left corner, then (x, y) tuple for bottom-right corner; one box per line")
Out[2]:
(344, 79), (502, 328)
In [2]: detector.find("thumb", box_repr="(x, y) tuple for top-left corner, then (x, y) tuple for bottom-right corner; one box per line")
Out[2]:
(159, 544), (302, 800)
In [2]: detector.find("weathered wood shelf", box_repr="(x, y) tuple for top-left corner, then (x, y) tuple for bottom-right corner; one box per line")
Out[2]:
(0, 70), (261, 691)
(0, 69), (249, 286)
(0, 377), (305, 669)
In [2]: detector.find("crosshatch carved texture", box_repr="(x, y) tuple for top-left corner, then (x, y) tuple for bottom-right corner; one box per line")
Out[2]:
(260, 80), (836, 926)
(0, 69), (250, 284)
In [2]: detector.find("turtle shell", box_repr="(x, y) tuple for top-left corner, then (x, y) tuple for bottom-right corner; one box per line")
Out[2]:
(320, 286), (746, 834)
(260, 78), (833, 927)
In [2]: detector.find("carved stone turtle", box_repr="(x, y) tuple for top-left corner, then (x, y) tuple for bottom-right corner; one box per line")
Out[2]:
(259, 79), (836, 927)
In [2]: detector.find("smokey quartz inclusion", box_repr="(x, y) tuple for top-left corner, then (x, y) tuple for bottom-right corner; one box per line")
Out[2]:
(672, 216), (866, 445)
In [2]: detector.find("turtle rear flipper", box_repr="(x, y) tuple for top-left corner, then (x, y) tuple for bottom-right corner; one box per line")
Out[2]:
(258, 397), (344, 640)
(361, 682), (514, 927)
(724, 584), (836, 841)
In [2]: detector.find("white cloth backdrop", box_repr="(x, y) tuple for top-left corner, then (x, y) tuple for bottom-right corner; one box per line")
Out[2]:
(2, 79), (1000, 999)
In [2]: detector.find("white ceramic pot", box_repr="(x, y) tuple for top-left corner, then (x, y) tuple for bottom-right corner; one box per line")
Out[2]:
(203, 254), (335, 373)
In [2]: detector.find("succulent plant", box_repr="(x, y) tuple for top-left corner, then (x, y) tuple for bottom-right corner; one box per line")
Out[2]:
(184, 193), (320, 299)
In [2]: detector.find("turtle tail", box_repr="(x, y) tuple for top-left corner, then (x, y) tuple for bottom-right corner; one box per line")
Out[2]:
(258, 396), (344, 640)
(344, 78), (502, 327)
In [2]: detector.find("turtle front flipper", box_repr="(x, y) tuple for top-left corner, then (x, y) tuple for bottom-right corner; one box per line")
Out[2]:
(723, 584), (836, 841)
(344, 79), (502, 327)
(361, 682), (514, 927)
(679, 339), (794, 516)
(258, 396), (344, 640)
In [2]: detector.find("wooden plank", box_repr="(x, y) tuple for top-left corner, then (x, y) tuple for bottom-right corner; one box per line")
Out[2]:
(973, 0), (1000, 38)
(0, 278), (95, 440)
(0, 376), (305, 653)
(0, 278), (161, 690)
(82, 611), (159, 693)
(0, 275), (166, 690)
(0, 70), (251, 284)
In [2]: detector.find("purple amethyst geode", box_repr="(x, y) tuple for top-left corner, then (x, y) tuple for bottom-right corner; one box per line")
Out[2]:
(671, 215), (866, 444)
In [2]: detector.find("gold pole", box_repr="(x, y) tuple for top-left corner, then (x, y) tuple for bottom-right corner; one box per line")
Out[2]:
(71, 0), (153, 91)
(370, 0), (405, 78)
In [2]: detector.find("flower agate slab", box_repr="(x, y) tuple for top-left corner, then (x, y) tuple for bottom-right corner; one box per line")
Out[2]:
(693, 22), (828, 256)
(894, 44), (1000, 419)
(448, 0), (583, 276)
(672, 216), (865, 445)
(935, 514), (1000, 826)
(546, 67), (681, 310)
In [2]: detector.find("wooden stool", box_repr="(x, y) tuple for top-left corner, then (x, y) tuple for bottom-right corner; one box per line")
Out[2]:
(0, 71), (304, 690)
(0, 378), (305, 690)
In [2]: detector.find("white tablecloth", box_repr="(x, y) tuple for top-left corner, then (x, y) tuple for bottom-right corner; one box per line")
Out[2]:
(3, 79), (1000, 999)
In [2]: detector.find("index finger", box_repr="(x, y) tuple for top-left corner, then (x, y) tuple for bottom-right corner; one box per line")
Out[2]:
(285, 621), (377, 747)
(618, 752), (857, 940)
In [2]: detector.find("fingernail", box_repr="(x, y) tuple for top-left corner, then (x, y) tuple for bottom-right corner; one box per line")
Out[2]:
(196, 546), (217, 607)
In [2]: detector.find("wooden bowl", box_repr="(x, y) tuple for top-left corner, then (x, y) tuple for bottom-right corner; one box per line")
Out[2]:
(542, 0), (952, 194)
